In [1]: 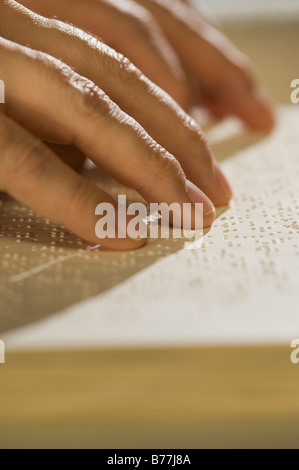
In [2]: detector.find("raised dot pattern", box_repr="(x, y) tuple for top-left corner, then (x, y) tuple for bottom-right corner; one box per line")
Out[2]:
(0, 107), (298, 335)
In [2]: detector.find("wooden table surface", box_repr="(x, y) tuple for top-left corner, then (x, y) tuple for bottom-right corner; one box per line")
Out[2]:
(0, 345), (298, 448)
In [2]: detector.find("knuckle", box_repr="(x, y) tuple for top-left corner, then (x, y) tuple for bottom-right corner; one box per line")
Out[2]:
(113, 53), (142, 83)
(145, 141), (184, 185)
(66, 75), (114, 122)
(128, 138), (185, 195)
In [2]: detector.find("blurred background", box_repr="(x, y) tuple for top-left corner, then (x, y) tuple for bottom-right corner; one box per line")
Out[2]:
(197, 0), (299, 17)
(196, 0), (299, 104)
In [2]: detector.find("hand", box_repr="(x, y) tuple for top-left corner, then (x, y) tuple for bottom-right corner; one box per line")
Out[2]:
(0, 1), (232, 250)
(19, 0), (275, 130)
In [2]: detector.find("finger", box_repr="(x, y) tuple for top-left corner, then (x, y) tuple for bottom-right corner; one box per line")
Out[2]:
(0, 113), (145, 250)
(0, 37), (215, 228)
(19, 0), (191, 109)
(199, 60), (275, 131)
(0, 2), (230, 207)
(134, 0), (275, 131)
(215, 66), (276, 131)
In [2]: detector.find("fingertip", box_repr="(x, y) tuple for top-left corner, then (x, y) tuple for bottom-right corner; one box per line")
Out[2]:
(100, 237), (147, 252)
(238, 87), (276, 133)
(93, 211), (147, 251)
(214, 165), (233, 204)
(203, 205), (216, 228)
(249, 95), (276, 132)
(91, 230), (147, 251)
(186, 179), (216, 228)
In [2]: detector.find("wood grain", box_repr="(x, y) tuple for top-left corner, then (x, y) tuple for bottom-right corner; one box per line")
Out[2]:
(0, 345), (298, 448)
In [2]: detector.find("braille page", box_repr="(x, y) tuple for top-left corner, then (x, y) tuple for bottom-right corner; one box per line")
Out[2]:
(1, 106), (299, 350)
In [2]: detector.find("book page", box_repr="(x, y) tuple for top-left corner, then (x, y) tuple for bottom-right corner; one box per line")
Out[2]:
(1, 106), (298, 351)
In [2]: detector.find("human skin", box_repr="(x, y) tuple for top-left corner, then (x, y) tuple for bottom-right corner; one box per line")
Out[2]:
(0, 0), (234, 250)
(20, 0), (275, 130)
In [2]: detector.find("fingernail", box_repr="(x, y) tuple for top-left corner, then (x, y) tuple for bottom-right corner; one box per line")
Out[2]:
(186, 180), (216, 217)
(214, 166), (233, 202)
